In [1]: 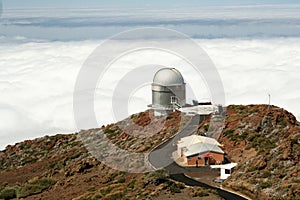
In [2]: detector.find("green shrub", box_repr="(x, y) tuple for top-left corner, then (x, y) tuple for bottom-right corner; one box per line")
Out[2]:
(105, 191), (124, 200)
(88, 187), (96, 192)
(250, 109), (259, 113)
(203, 124), (209, 132)
(291, 178), (300, 183)
(258, 181), (272, 189)
(249, 133), (276, 153)
(247, 132), (260, 142)
(103, 129), (119, 138)
(128, 179), (136, 189)
(93, 193), (103, 199)
(144, 169), (168, 185)
(48, 162), (56, 169)
(69, 152), (82, 160)
(232, 133), (247, 141)
(0, 187), (17, 199)
(252, 136), (265, 147)
(247, 166), (258, 172)
(100, 186), (112, 196)
(117, 177), (125, 183)
(279, 120), (288, 127)
(18, 184), (44, 198)
(143, 145), (151, 152)
(167, 181), (185, 194)
(166, 115), (173, 120)
(18, 178), (56, 198)
(31, 178), (56, 188)
(261, 171), (272, 178)
(224, 129), (234, 137)
(193, 191), (209, 197)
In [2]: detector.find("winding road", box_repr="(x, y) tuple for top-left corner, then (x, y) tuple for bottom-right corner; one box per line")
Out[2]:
(148, 114), (200, 169)
(148, 114), (248, 200)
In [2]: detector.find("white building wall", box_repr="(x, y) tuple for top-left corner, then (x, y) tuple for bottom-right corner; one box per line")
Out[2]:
(220, 168), (231, 179)
(177, 147), (181, 156)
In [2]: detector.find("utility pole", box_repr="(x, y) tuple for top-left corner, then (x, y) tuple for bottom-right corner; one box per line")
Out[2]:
(267, 94), (271, 113)
(266, 94), (271, 129)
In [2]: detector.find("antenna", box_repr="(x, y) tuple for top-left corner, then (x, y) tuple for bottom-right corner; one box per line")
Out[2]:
(267, 94), (271, 112)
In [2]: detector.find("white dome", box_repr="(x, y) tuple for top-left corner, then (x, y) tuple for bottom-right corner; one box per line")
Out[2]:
(153, 68), (185, 86)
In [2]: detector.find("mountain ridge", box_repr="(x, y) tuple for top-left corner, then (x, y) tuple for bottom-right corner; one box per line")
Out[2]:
(0, 104), (299, 199)
(197, 104), (300, 199)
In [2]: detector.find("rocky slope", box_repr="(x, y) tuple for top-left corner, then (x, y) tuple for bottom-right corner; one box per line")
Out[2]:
(1, 105), (299, 200)
(197, 105), (300, 200)
(0, 110), (222, 200)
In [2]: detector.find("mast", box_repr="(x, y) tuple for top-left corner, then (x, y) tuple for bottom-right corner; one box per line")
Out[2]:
(267, 94), (271, 113)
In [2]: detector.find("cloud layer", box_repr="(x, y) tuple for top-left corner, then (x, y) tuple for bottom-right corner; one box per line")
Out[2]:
(0, 38), (299, 149)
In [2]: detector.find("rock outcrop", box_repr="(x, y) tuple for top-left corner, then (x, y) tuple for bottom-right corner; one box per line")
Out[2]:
(198, 105), (300, 199)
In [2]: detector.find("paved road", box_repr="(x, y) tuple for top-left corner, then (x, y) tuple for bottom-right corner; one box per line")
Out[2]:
(170, 173), (247, 200)
(148, 114), (248, 200)
(148, 114), (200, 169)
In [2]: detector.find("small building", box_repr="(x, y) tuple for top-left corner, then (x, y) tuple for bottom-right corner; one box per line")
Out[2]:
(177, 135), (222, 155)
(179, 104), (216, 116)
(210, 163), (237, 180)
(179, 104), (224, 124)
(177, 135), (224, 166)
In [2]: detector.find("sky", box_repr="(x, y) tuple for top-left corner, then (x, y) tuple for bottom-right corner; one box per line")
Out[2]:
(3, 0), (300, 8)
(1, 3), (300, 41)
(0, 1), (300, 149)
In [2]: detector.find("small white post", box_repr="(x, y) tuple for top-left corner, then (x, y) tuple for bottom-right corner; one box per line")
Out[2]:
(268, 94), (271, 112)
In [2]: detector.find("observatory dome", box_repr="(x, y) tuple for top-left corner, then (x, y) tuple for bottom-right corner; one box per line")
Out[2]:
(153, 68), (184, 86)
(151, 67), (186, 116)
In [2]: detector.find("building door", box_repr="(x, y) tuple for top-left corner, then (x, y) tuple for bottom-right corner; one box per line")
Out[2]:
(171, 96), (181, 109)
(204, 157), (209, 165)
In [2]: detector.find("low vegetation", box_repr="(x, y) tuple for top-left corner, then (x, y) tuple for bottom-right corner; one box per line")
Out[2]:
(214, 105), (300, 199)
(0, 110), (220, 199)
(0, 178), (56, 199)
(1, 105), (298, 199)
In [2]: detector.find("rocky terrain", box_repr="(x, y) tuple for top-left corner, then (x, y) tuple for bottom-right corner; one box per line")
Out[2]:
(197, 105), (300, 200)
(0, 110), (222, 200)
(1, 105), (299, 200)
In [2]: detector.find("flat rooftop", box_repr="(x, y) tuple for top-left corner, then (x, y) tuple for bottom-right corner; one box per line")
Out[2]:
(179, 105), (217, 115)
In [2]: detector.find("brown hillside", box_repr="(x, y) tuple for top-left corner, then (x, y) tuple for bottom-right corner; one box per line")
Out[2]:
(198, 105), (300, 200)
(2, 105), (298, 199)
(0, 110), (221, 200)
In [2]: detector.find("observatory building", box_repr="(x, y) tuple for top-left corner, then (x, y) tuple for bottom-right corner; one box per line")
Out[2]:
(149, 67), (222, 118)
(150, 68), (186, 115)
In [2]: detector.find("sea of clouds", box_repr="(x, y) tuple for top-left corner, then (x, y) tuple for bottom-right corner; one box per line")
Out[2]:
(0, 4), (300, 149)
(0, 37), (300, 149)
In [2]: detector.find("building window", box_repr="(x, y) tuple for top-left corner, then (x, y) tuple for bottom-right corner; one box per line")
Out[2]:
(198, 155), (202, 160)
(171, 96), (178, 104)
(188, 157), (192, 161)
(225, 169), (231, 174)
